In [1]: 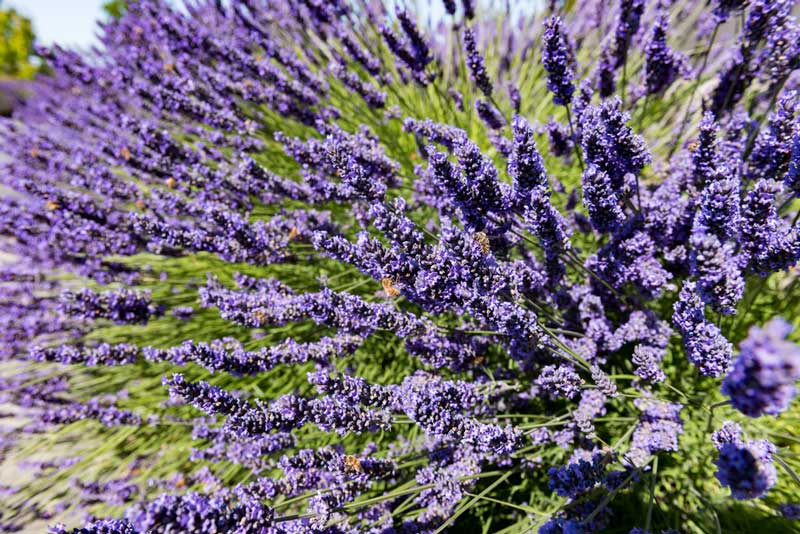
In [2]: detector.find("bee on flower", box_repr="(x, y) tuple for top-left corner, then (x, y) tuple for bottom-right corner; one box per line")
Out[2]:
(381, 277), (401, 297)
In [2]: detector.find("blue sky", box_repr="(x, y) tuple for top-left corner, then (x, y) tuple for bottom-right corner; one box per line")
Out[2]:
(9, 1), (445, 50)
(8, 1), (541, 50)
(9, 0), (107, 49)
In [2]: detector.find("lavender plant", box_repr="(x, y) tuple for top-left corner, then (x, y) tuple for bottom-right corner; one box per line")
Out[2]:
(1, 0), (800, 533)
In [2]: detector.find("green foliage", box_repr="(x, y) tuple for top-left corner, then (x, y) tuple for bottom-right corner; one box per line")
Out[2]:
(0, 3), (37, 78)
(102, 0), (128, 20)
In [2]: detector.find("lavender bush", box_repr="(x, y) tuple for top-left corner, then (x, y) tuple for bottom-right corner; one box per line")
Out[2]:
(1, 0), (800, 532)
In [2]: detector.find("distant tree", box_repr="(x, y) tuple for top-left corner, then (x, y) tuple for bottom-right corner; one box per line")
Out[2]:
(0, 3), (37, 78)
(102, 0), (128, 19)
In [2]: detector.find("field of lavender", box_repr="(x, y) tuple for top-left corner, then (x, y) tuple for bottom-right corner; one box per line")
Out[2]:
(1, 0), (800, 532)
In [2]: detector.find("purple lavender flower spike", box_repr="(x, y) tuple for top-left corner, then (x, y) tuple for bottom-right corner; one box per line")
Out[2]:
(508, 115), (549, 208)
(715, 436), (777, 500)
(73, 476), (139, 506)
(464, 28), (493, 97)
(748, 91), (798, 183)
(508, 84), (521, 112)
(171, 306), (194, 320)
(780, 504), (800, 520)
(338, 30), (382, 76)
(690, 111), (721, 190)
(146, 335), (361, 375)
(591, 364), (618, 398)
(573, 389), (607, 436)
(429, 139), (509, 230)
(689, 233), (744, 315)
(380, 8), (433, 85)
(546, 117), (574, 159)
(403, 117), (465, 151)
(475, 99), (506, 129)
(448, 87), (465, 111)
(595, 43), (617, 99)
(330, 63), (386, 108)
(396, 8), (432, 69)
(710, 0), (793, 115)
(325, 148), (387, 202)
(50, 519), (137, 534)
(722, 318), (800, 417)
(524, 185), (571, 283)
(741, 0), (794, 54)
(536, 364), (584, 400)
(643, 10), (691, 96)
(689, 158), (744, 315)
(712, 421), (743, 448)
(612, 0), (645, 69)
(539, 517), (589, 534)
(59, 288), (163, 325)
(542, 17), (576, 106)
(30, 343), (139, 366)
(631, 345), (666, 383)
(453, 137), (506, 213)
(758, 20), (800, 95)
(462, 0), (475, 19)
(380, 23), (431, 85)
(693, 176), (740, 244)
(582, 164), (624, 233)
(548, 453), (609, 498)
(579, 98), (651, 190)
(126, 491), (274, 534)
(40, 400), (142, 428)
(628, 398), (683, 467)
(673, 281), (733, 377)
(710, 57), (754, 117)
(713, 0), (747, 23)
(163, 374), (249, 418)
(740, 179), (800, 275)
(786, 131), (800, 196)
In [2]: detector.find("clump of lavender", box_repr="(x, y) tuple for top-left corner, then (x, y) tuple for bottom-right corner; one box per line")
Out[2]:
(1, 1), (800, 533)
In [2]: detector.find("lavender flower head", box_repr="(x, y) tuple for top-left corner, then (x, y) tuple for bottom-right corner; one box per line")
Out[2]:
(475, 99), (506, 129)
(613, 0), (646, 69)
(713, 0), (747, 23)
(673, 281), (733, 377)
(548, 453), (609, 498)
(582, 164), (625, 233)
(629, 397), (683, 466)
(542, 16), (576, 106)
(715, 431), (778, 500)
(722, 318), (800, 417)
(536, 364), (584, 400)
(463, 28), (493, 97)
(595, 43), (617, 99)
(59, 288), (163, 325)
(461, 0), (476, 19)
(508, 115), (549, 207)
(643, 10), (691, 95)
